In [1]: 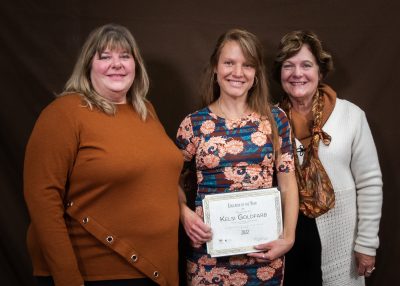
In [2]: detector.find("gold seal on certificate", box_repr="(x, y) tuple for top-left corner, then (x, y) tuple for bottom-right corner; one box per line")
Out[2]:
(202, 187), (282, 257)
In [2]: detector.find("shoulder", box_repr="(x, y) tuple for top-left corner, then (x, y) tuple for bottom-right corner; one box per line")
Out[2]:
(335, 98), (365, 121)
(271, 105), (289, 126)
(189, 107), (211, 118)
(181, 107), (213, 123)
(271, 105), (288, 118)
(43, 93), (85, 114)
(39, 93), (86, 120)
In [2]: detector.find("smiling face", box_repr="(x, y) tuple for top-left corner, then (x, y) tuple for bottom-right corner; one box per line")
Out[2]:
(281, 44), (321, 102)
(90, 47), (135, 103)
(215, 40), (256, 100)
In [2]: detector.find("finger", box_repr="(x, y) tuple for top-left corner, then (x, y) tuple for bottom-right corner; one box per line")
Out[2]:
(253, 242), (273, 250)
(191, 224), (212, 240)
(247, 252), (270, 262)
(188, 230), (206, 244)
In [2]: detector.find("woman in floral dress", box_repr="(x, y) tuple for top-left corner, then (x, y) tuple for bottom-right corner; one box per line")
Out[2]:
(176, 29), (299, 285)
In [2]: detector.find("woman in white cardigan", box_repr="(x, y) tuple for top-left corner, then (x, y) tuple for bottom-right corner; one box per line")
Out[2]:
(272, 30), (383, 286)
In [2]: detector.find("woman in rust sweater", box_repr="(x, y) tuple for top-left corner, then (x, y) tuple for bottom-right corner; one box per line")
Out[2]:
(24, 23), (182, 286)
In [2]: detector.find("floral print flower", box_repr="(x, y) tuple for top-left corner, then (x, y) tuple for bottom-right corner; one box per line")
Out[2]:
(200, 120), (215, 135)
(177, 116), (193, 140)
(226, 139), (244, 155)
(185, 142), (196, 157)
(258, 120), (272, 134)
(229, 182), (243, 191)
(187, 260), (198, 274)
(269, 258), (283, 269)
(224, 167), (246, 183)
(198, 255), (217, 266)
(229, 271), (248, 286)
(229, 255), (248, 266)
(202, 154), (220, 168)
(277, 152), (295, 173)
(256, 266), (276, 281)
(251, 131), (267, 146)
(198, 266), (230, 284)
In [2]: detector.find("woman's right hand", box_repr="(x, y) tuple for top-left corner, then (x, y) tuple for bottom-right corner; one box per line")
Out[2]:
(180, 205), (212, 247)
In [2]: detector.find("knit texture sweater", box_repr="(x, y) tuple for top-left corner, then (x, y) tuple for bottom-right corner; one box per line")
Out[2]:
(296, 98), (383, 286)
(24, 94), (183, 286)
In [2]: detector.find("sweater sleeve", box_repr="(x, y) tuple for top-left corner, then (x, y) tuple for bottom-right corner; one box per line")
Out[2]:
(23, 98), (84, 286)
(351, 111), (383, 256)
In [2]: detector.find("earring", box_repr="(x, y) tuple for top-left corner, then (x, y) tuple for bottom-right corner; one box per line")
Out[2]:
(253, 76), (258, 87)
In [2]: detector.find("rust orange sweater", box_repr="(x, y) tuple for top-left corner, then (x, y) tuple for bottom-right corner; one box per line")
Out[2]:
(24, 94), (183, 286)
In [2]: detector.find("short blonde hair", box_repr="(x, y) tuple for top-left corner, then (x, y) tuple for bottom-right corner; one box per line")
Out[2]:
(61, 23), (150, 120)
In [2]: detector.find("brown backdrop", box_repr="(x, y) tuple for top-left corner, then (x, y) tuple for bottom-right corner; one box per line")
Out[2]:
(1, 0), (399, 285)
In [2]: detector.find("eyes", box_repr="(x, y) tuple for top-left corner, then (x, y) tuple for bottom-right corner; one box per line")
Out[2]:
(282, 61), (315, 70)
(223, 60), (254, 69)
(98, 52), (133, 61)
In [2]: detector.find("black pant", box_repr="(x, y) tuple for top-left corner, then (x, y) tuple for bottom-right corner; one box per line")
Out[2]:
(283, 213), (323, 286)
(36, 277), (158, 286)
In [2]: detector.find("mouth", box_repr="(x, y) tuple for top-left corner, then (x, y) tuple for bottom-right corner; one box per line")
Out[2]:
(289, 81), (307, 86)
(227, 79), (246, 87)
(107, 74), (126, 80)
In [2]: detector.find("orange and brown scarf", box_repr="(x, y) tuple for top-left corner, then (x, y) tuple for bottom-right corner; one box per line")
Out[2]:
(281, 84), (336, 218)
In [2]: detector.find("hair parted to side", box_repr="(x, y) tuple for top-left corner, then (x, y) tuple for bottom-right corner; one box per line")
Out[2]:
(60, 23), (150, 120)
(272, 30), (333, 84)
(201, 28), (280, 154)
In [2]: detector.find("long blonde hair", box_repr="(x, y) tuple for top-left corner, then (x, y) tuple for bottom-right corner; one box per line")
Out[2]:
(61, 23), (150, 120)
(202, 28), (280, 153)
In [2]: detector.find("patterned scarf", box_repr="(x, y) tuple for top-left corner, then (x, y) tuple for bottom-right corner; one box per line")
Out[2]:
(280, 84), (336, 218)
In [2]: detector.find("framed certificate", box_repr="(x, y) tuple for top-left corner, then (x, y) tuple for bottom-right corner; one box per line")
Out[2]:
(203, 187), (282, 257)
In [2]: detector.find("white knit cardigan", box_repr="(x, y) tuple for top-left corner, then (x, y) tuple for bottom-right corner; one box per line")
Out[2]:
(296, 98), (383, 286)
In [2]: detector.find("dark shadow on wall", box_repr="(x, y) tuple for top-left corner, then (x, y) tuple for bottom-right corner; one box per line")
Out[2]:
(146, 59), (199, 139)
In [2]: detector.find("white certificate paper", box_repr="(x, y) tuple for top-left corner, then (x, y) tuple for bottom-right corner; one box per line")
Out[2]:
(203, 187), (282, 257)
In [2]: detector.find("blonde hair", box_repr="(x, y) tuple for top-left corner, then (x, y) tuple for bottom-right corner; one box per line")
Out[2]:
(202, 28), (280, 153)
(60, 23), (150, 120)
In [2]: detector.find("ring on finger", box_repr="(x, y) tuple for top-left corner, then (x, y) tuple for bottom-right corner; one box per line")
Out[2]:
(366, 266), (376, 274)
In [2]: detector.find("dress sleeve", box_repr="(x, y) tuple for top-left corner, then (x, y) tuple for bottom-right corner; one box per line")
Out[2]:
(23, 99), (84, 286)
(273, 108), (295, 173)
(351, 111), (383, 256)
(176, 115), (197, 162)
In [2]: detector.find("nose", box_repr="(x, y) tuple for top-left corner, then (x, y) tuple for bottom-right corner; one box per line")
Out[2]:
(293, 66), (302, 77)
(232, 64), (244, 77)
(111, 56), (122, 68)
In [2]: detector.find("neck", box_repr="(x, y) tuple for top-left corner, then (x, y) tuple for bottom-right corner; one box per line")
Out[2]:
(218, 96), (249, 120)
(289, 94), (314, 116)
(100, 92), (127, 104)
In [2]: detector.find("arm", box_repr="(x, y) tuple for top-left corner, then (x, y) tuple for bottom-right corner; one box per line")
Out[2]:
(24, 99), (84, 286)
(179, 183), (212, 248)
(350, 111), (383, 275)
(176, 115), (212, 247)
(248, 171), (298, 261)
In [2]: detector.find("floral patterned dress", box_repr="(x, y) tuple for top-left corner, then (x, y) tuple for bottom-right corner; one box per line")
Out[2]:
(176, 107), (294, 286)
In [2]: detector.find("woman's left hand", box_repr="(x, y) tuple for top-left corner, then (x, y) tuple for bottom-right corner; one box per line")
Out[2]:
(355, 251), (376, 277)
(247, 238), (294, 262)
